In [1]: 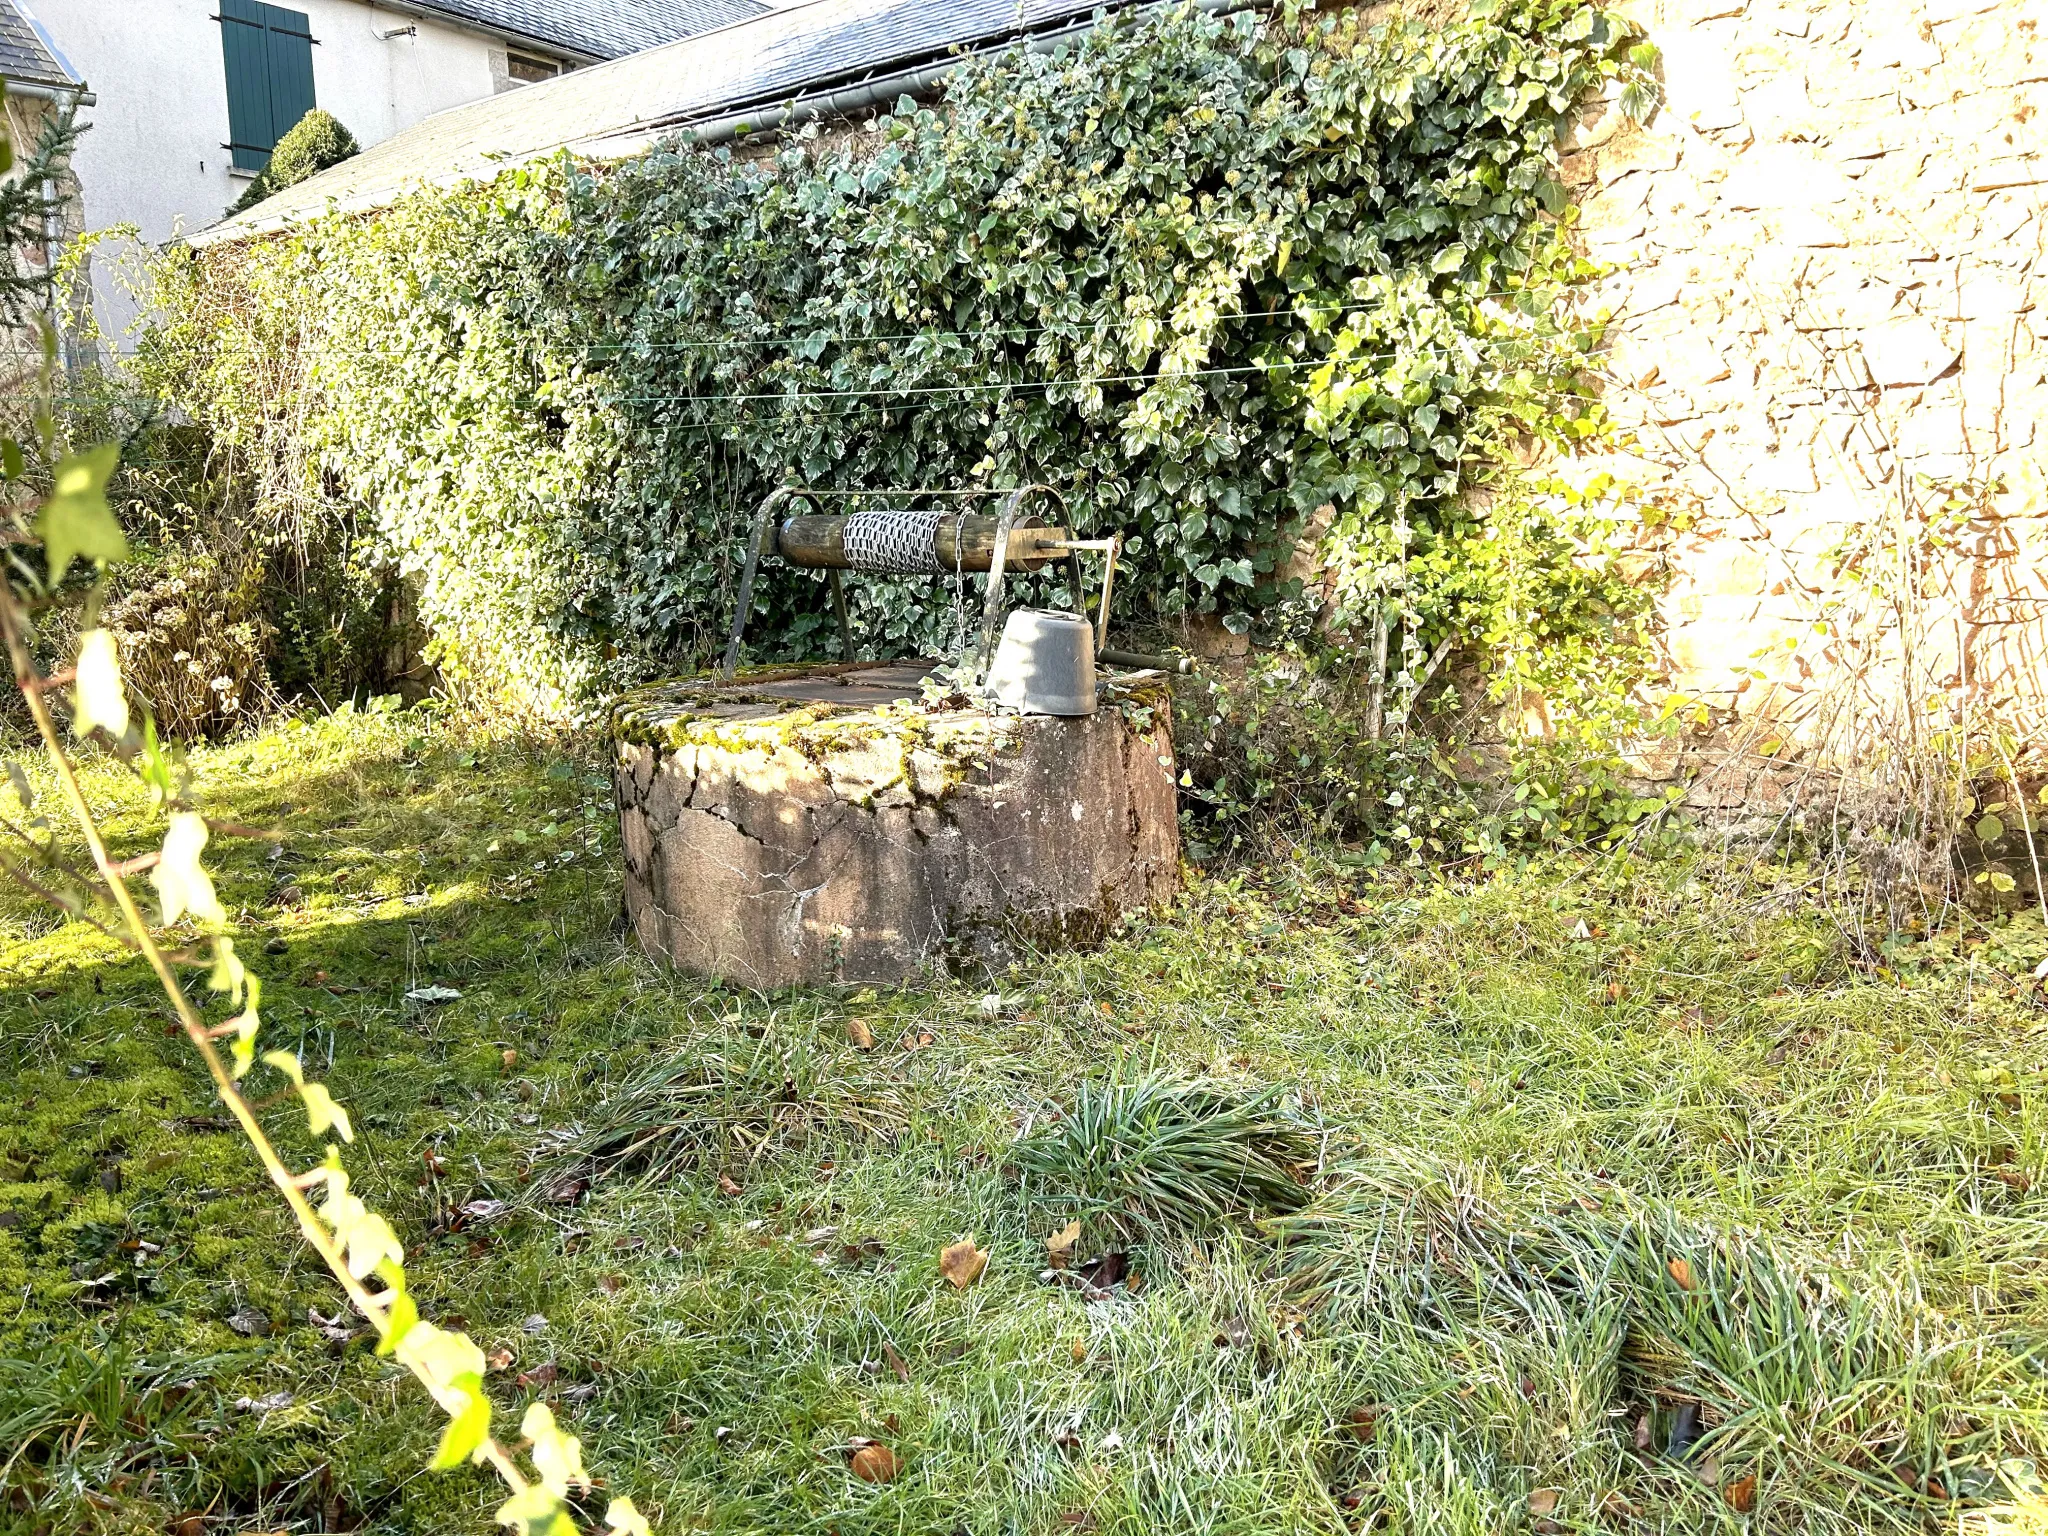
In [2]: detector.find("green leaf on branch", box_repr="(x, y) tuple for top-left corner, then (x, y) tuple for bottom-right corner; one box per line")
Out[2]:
(605, 1498), (654, 1536)
(209, 933), (247, 1002)
(397, 1320), (490, 1404)
(523, 1401), (590, 1497)
(35, 443), (125, 586)
(378, 1287), (420, 1356)
(152, 811), (225, 926)
(71, 629), (129, 739)
(496, 1485), (574, 1536)
(227, 976), (263, 1078)
(265, 1050), (356, 1140)
(431, 1377), (492, 1469)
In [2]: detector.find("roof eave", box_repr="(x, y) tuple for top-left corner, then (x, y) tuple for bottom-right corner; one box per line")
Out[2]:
(369, 1), (610, 64)
(3, 73), (93, 104)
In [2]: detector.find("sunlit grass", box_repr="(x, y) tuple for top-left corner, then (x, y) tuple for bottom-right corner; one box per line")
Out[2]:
(2, 705), (2045, 1533)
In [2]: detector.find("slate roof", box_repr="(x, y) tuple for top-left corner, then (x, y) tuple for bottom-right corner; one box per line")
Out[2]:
(198, 0), (1149, 244)
(412, 0), (768, 63)
(0, 0), (82, 90)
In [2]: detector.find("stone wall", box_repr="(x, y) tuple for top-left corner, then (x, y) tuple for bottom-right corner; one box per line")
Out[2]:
(1565, 0), (2047, 799)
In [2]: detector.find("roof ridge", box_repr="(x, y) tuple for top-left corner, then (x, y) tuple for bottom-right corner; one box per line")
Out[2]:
(401, 0), (771, 61)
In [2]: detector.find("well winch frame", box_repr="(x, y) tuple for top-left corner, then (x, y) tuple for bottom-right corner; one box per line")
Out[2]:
(718, 484), (1121, 679)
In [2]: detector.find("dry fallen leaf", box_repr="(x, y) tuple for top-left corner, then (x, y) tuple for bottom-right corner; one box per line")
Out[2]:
(500, 1048), (518, 1070)
(1600, 1490), (1636, 1519)
(1724, 1473), (1757, 1513)
(1046, 1220), (1082, 1269)
(939, 1237), (988, 1290)
(1343, 1405), (1380, 1442)
(1528, 1488), (1561, 1516)
(849, 1442), (900, 1483)
(485, 1345), (515, 1372)
(1069, 1339), (1088, 1362)
(847, 1017), (876, 1049)
(899, 1028), (936, 1052)
(716, 1173), (743, 1198)
(598, 1273), (626, 1295)
(1667, 1256), (1696, 1291)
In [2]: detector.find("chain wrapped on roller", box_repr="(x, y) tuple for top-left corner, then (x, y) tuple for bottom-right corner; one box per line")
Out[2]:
(839, 510), (946, 574)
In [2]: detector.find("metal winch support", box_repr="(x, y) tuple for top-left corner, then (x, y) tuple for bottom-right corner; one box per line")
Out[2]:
(719, 485), (1121, 678)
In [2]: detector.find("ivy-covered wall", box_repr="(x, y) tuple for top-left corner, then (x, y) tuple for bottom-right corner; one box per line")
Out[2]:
(143, 0), (1651, 729)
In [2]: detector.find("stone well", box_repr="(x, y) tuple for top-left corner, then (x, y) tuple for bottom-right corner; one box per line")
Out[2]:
(610, 662), (1181, 986)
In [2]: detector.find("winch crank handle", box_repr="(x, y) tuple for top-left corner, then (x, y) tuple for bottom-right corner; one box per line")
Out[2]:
(720, 486), (797, 677)
(1094, 534), (1121, 651)
(1098, 648), (1194, 674)
(977, 487), (1026, 677)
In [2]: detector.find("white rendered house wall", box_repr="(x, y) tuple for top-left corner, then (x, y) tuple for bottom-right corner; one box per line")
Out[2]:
(31, 0), (535, 341)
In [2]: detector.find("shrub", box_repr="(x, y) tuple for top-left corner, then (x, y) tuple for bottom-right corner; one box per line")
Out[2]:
(101, 552), (274, 737)
(231, 109), (358, 212)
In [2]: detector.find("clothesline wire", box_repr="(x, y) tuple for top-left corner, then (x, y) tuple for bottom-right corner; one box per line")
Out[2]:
(0, 335), (1597, 439)
(19, 283), (1578, 362)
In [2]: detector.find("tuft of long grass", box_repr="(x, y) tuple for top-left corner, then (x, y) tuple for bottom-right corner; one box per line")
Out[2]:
(1010, 1075), (1317, 1234)
(535, 1014), (909, 1189)
(1270, 1151), (2048, 1531)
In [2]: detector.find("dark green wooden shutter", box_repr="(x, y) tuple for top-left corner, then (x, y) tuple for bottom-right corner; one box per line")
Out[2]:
(219, 0), (316, 173)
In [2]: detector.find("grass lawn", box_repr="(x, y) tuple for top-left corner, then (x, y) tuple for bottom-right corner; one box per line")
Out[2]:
(3, 706), (2047, 1535)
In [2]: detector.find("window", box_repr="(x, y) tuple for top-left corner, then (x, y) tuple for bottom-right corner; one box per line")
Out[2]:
(218, 0), (316, 172)
(506, 51), (561, 83)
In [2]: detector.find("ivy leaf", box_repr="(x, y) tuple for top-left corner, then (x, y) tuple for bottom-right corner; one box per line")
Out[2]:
(604, 1497), (654, 1536)
(152, 812), (225, 927)
(1430, 243), (1468, 275)
(71, 630), (129, 740)
(35, 443), (125, 586)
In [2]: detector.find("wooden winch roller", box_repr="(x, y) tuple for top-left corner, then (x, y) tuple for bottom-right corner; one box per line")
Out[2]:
(773, 512), (1071, 574)
(721, 485), (1182, 678)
